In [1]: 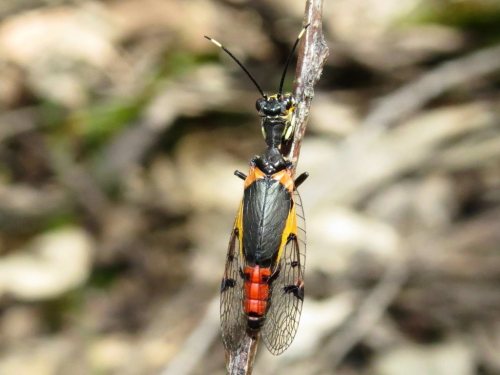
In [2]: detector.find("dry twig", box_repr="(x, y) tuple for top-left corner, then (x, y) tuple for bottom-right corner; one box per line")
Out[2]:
(285, 0), (329, 171)
(226, 0), (328, 373)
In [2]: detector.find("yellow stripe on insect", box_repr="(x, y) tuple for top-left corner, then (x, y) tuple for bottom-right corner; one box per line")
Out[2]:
(276, 199), (298, 263)
(236, 201), (244, 257)
(284, 122), (294, 141)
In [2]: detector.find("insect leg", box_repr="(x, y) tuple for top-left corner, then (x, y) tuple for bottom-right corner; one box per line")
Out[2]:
(268, 264), (282, 283)
(234, 170), (247, 180)
(294, 172), (309, 189)
(283, 281), (304, 300)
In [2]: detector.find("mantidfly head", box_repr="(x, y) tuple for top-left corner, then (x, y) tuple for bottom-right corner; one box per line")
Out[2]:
(205, 24), (310, 144)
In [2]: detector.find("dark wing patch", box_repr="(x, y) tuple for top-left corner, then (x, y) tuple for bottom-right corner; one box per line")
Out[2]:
(262, 190), (306, 355)
(220, 225), (246, 352)
(243, 179), (291, 265)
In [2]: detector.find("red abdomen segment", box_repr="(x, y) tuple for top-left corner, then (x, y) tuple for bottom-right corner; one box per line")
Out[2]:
(243, 265), (271, 328)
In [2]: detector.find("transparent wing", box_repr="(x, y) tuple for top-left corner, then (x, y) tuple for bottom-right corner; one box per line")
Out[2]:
(220, 224), (247, 352)
(294, 190), (307, 270)
(262, 190), (306, 355)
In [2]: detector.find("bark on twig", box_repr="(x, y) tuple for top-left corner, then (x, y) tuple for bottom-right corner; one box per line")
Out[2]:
(226, 334), (260, 375)
(226, 0), (328, 374)
(285, 0), (329, 171)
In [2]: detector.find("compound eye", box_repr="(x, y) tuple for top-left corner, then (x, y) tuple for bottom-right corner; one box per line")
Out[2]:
(285, 97), (293, 109)
(256, 98), (265, 112)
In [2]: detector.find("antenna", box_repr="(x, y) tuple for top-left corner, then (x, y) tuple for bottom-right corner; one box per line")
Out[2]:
(278, 23), (310, 95)
(204, 36), (265, 97)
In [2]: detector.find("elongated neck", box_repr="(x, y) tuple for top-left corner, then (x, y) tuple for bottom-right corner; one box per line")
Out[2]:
(262, 118), (286, 149)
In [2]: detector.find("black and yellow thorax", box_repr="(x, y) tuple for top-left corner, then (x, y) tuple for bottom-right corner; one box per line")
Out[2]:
(256, 93), (296, 150)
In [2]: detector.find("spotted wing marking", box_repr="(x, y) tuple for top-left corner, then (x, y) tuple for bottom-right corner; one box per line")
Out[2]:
(262, 190), (306, 355)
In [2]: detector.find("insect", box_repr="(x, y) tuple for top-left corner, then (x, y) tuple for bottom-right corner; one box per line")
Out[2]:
(206, 25), (309, 355)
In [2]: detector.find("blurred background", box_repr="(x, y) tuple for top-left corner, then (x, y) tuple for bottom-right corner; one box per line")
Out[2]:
(1, 0), (500, 374)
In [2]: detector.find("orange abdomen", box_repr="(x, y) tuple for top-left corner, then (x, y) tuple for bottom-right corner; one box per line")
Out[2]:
(243, 265), (271, 316)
